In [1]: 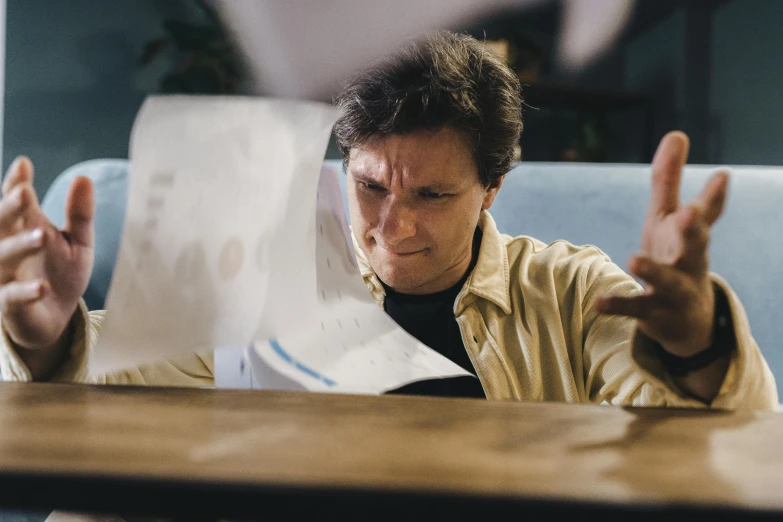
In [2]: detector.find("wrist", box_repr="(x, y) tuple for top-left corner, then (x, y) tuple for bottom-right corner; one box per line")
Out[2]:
(660, 280), (716, 357)
(10, 317), (75, 382)
(671, 351), (732, 403)
(654, 283), (734, 377)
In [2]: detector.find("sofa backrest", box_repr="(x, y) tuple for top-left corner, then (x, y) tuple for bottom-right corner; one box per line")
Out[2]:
(44, 159), (783, 394)
(332, 159), (783, 389)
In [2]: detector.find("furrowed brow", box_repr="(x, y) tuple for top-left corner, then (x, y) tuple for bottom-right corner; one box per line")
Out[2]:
(415, 183), (457, 193)
(349, 168), (381, 183)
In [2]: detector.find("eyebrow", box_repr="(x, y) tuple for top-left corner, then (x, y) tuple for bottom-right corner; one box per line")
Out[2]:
(350, 171), (382, 185)
(350, 171), (459, 193)
(415, 183), (456, 193)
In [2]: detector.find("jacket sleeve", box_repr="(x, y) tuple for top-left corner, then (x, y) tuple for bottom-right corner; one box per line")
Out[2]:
(579, 249), (778, 411)
(0, 300), (214, 387)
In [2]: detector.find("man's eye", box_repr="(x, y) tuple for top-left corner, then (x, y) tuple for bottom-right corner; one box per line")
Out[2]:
(360, 182), (384, 192)
(421, 192), (447, 199)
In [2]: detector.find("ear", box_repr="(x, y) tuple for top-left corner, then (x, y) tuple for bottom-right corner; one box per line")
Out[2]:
(481, 175), (504, 210)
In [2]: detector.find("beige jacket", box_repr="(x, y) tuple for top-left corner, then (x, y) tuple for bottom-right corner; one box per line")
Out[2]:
(0, 211), (777, 410)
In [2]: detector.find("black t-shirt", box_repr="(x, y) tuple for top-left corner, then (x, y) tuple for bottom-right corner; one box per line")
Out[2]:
(383, 229), (485, 399)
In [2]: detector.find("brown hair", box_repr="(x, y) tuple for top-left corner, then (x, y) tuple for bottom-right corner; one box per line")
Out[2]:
(333, 31), (523, 186)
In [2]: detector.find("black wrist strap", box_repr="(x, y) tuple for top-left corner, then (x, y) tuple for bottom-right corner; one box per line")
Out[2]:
(652, 284), (735, 377)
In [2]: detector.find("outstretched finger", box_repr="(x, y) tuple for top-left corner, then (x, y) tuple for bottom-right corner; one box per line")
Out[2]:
(0, 280), (45, 315)
(690, 170), (729, 226)
(0, 185), (42, 242)
(0, 187), (27, 237)
(64, 176), (94, 248)
(594, 293), (658, 320)
(628, 255), (689, 298)
(2, 157), (33, 198)
(0, 229), (45, 282)
(648, 131), (689, 217)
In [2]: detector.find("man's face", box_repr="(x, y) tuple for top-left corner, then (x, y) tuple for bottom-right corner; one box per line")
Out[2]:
(346, 127), (503, 295)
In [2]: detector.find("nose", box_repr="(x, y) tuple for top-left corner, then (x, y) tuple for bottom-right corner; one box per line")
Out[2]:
(377, 197), (417, 247)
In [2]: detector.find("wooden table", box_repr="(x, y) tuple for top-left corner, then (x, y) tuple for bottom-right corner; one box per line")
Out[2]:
(0, 383), (781, 521)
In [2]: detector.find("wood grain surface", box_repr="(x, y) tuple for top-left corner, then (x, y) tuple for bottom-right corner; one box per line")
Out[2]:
(0, 382), (780, 520)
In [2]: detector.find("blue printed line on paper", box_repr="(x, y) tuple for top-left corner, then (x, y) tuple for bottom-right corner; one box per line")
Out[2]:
(269, 338), (337, 387)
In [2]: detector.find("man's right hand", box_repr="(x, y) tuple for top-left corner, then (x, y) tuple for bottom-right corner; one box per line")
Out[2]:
(0, 156), (95, 380)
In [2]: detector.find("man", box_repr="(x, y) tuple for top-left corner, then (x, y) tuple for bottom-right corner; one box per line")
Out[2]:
(0, 31), (776, 409)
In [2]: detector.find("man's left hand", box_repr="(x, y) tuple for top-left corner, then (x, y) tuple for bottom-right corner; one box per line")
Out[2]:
(595, 131), (728, 358)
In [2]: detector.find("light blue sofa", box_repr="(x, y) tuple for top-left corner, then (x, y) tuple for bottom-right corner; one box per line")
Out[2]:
(41, 159), (783, 395)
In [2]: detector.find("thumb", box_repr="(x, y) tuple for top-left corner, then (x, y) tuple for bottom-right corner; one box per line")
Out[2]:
(64, 176), (95, 248)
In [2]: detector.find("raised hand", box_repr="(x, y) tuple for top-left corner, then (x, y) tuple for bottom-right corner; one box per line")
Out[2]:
(595, 132), (728, 358)
(0, 157), (95, 378)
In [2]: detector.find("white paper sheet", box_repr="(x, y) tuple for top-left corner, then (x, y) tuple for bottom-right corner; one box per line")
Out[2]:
(247, 166), (473, 394)
(94, 96), (473, 393)
(92, 96), (337, 374)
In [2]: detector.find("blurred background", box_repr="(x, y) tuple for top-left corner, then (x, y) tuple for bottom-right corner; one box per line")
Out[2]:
(3, 0), (782, 196)
(4, 0), (783, 197)
(2, 0), (782, 196)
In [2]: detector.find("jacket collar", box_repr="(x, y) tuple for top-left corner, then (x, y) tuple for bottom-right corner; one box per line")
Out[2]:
(464, 211), (512, 314)
(352, 210), (512, 314)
